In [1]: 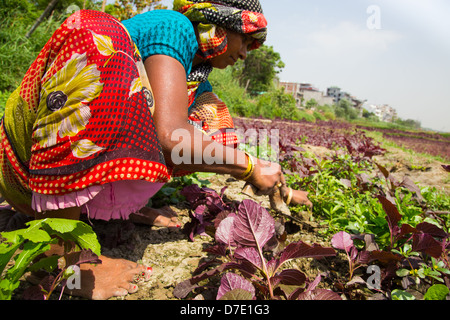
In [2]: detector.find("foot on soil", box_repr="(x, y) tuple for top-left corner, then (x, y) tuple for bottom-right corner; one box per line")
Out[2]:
(66, 256), (153, 300)
(129, 206), (180, 228)
(26, 256), (153, 300)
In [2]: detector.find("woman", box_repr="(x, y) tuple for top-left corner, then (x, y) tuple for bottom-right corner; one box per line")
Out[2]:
(0, 0), (310, 299)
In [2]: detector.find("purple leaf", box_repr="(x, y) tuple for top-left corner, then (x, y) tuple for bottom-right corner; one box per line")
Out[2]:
(192, 205), (208, 236)
(22, 285), (47, 300)
(400, 176), (424, 201)
(375, 163), (390, 179)
(349, 246), (359, 261)
(193, 205), (207, 223)
(278, 241), (336, 269)
(415, 222), (448, 238)
(215, 214), (237, 247)
(173, 279), (201, 299)
(398, 224), (417, 238)
(60, 249), (102, 269)
(442, 165), (450, 172)
(306, 275), (322, 292)
(203, 244), (227, 257)
(180, 184), (203, 204)
(271, 269), (307, 286)
(216, 273), (255, 300)
(233, 199), (275, 248)
(412, 233), (443, 258)
(297, 289), (342, 300)
(175, 261), (239, 298)
(234, 247), (264, 270)
(220, 186), (228, 197)
(214, 210), (233, 229)
(224, 260), (258, 279)
(368, 250), (402, 264)
(377, 195), (402, 232)
(357, 250), (372, 264)
(331, 231), (354, 253)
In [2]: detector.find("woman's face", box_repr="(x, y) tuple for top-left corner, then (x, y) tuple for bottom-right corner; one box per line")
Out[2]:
(209, 30), (254, 69)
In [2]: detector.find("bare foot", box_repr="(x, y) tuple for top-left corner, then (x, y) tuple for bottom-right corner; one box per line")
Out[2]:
(27, 245), (153, 300)
(64, 255), (152, 300)
(129, 206), (180, 228)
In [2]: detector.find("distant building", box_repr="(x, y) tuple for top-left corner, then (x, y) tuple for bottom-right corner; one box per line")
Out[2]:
(279, 82), (334, 108)
(367, 104), (398, 122)
(327, 87), (365, 111)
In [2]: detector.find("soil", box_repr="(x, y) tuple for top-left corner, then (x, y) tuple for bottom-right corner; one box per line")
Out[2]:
(91, 172), (333, 301)
(6, 141), (449, 300)
(89, 142), (450, 300)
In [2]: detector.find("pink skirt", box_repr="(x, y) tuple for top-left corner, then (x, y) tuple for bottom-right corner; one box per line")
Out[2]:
(32, 181), (164, 221)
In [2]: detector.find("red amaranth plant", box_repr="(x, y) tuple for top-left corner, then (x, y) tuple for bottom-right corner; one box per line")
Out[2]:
(174, 199), (339, 300)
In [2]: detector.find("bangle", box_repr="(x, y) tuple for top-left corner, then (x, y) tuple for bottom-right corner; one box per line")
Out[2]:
(241, 152), (255, 181)
(285, 187), (293, 206)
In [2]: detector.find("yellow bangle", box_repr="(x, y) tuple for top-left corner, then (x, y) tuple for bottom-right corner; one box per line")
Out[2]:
(241, 152), (255, 181)
(286, 187), (293, 206)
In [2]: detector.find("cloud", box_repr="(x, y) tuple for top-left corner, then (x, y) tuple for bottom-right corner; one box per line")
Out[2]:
(378, 0), (450, 52)
(304, 21), (402, 55)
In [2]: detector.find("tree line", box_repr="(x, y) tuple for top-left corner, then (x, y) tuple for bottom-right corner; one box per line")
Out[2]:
(0, 0), (423, 130)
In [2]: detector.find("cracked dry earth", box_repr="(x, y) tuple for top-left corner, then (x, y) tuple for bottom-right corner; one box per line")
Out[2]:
(9, 143), (449, 300)
(91, 171), (330, 301)
(95, 143), (449, 301)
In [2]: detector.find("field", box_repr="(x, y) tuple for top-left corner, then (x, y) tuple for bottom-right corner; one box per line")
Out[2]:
(3, 117), (450, 301)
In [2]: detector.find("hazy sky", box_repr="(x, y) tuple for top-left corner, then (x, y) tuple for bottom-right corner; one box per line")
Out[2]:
(149, 0), (450, 132)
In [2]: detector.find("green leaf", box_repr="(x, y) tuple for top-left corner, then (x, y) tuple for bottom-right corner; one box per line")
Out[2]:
(0, 229), (26, 244)
(6, 241), (51, 283)
(43, 218), (78, 234)
(396, 268), (410, 277)
(71, 223), (101, 256)
(23, 228), (51, 243)
(28, 255), (59, 273)
(0, 278), (21, 300)
(41, 219), (101, 256)
(424, 284), (449, 300)
(391, 289), (415, 300)
(160, 186), (176, 196)
(0, 243), (21, 279)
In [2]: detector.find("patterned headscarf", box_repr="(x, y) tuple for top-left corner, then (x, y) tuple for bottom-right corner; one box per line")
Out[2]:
(173, 0), (267, 60)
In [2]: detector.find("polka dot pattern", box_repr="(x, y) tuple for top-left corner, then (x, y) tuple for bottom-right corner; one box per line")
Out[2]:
(0, 10), (170, 201)
(174, 0), (267, 50)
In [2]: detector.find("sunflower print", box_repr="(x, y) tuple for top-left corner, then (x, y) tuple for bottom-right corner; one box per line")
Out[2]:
(33, 52), (104, 157)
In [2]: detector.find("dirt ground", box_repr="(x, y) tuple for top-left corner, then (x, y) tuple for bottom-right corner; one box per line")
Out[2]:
(92, 172), (331, 301)
(92, 143), (449, 300)
(6, 142), (449, 300)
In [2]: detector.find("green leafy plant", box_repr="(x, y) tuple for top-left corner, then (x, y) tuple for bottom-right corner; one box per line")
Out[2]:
(0, 218), (101, 300)
(424, 284), (450, 300)
(148, 172), (212, 208)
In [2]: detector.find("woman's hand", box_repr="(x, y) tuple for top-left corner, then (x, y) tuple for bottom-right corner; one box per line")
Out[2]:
(280, 185), (313, 209)
(245, 158), (283, 196)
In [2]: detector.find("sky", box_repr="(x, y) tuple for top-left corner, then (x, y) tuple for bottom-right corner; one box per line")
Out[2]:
(137, 0), (450, 132)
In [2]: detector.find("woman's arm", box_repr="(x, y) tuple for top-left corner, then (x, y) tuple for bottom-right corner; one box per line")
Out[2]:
(145, 55), (281, 194)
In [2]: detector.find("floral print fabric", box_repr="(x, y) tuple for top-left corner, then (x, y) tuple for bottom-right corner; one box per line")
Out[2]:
(173, 0), (267, 59)
(0, 10), (169, 215)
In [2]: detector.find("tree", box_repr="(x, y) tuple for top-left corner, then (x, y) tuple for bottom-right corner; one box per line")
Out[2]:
(26, 0), (61, 38)
(335, 98), (358, 120)
(232, 45), (285, 96)
(305, 98), (318, 110)
(107, 0), (167, 20)
(25, 0), (102, 38)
